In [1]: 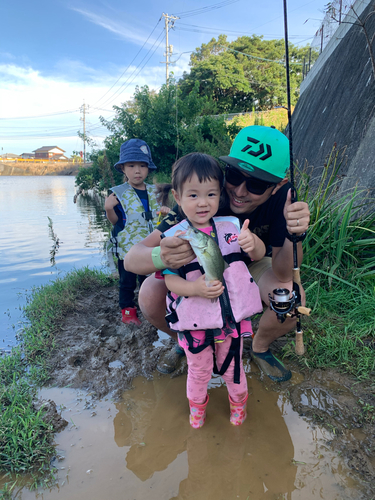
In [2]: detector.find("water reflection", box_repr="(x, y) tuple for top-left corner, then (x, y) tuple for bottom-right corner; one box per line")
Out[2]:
(0, 176), (111, 347)
(117, 373), (297, 499)
(13, 374), (364, 500)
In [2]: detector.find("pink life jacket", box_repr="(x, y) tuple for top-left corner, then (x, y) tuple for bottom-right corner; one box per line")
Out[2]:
(164, 217), (263, 332)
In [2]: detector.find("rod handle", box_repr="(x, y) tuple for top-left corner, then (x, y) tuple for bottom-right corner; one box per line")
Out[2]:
(297, 306), (311, 316)
(295, 330), (305, 356)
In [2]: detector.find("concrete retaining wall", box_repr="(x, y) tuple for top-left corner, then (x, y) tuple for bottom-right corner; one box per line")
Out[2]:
(291, 0), (375, 198)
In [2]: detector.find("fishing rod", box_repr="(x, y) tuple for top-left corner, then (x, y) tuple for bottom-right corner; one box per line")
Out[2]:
(268, 0), (311, 356)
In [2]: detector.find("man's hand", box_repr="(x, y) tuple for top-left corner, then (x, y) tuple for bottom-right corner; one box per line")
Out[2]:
(160, 235), (195, 269)
(283, 188), (310, 234)
(104, 192), (119, 210)
(192, 275), (224, 299)
(238, 219), (256, 254)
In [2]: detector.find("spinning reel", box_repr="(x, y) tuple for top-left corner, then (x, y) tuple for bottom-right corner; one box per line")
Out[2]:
(268, 288), (297, 324)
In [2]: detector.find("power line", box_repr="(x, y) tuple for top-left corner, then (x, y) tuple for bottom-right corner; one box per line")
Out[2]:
(173, 0), (240, 19)
(98, 28), (165, 108)
(176, 22), (311, 39)
(92, 19), (162, 107)
(219, 44), (304, 65)
(0, 109), (79, 121)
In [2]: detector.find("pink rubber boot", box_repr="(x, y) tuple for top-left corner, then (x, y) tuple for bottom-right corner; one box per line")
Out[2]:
(229, 394), (248, 426)
(189, 395), (209, 429)
(121, 307), (141, 326)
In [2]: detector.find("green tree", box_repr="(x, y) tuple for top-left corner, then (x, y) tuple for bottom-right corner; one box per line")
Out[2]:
(179, 35), (318, 112)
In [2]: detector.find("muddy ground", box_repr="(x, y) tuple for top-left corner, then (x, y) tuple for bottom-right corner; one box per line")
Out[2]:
(44, 283), (375, 494)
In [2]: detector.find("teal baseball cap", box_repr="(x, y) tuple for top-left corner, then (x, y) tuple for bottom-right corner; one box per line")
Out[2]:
(219, 125), (290, 183)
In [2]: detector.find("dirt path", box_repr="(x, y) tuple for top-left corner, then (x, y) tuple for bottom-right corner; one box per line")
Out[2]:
(45, 284), (375, 495)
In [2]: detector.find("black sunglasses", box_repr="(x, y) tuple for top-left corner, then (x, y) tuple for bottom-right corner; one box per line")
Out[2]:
(225, 166), (276, 195)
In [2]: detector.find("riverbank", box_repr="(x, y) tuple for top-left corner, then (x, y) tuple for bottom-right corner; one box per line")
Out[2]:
(0, 161), (92, 176)
(1, 268), (374, 498)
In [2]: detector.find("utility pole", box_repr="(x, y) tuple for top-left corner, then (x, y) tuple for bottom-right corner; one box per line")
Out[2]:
(161, 13), (179, 85)
(80, 102), (89, 163)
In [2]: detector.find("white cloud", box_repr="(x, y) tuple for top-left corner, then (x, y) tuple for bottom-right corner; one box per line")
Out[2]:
(71, 7), (161, 47)
(0, 60), (171, 156)
(0, 31), (185, 156)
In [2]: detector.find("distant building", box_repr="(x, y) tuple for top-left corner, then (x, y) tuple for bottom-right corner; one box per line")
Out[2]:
(33, 146), (66, 160)
(0, 153), (20, 160)
(21, 153), (35, 159)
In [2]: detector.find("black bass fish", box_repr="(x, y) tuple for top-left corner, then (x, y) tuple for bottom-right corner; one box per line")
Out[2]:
(177, 226), (228, 284)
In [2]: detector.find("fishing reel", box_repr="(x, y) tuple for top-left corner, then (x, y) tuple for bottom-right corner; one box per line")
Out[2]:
(268, 288), (297, 323)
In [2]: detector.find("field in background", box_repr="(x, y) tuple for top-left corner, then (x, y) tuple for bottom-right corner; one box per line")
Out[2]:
(230, 107), (293, 132)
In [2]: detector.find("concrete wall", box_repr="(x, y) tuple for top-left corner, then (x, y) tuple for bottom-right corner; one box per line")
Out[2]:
(292, 1), (375, 197)
(301, 0), (371, 94)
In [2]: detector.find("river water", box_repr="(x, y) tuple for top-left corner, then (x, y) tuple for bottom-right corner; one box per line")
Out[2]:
(0, 176), (110, 350)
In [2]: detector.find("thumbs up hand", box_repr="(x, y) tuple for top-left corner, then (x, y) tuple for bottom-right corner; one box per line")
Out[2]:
(238, 219), (256, 254)
(238, 219), (266, 261)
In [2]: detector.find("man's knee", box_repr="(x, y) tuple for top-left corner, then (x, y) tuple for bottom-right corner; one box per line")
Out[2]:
(257, 268), (306, 307)
(256, 268), (292, 305)
(138, 275), (167, 317)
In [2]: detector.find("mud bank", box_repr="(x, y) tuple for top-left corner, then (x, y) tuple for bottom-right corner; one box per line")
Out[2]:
(0, 161), (91, 176)
(44, 283), (375, 494)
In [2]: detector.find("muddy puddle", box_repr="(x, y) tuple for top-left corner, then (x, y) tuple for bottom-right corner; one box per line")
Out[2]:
(5, 361), (369, 500)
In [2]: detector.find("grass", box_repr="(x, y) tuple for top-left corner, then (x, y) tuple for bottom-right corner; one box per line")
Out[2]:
(230, 107), (292, 132)
(283, 145), (375, 378)
(0, 267), (114, 493)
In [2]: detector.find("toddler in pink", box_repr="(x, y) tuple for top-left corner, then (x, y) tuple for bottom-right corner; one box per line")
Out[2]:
(163, 153), (265, 428)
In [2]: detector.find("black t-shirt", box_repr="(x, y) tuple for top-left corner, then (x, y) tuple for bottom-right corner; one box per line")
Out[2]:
(158, 183), (292, 255)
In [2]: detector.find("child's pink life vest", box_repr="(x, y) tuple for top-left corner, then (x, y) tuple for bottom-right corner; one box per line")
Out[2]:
(164, 217), (263, 332)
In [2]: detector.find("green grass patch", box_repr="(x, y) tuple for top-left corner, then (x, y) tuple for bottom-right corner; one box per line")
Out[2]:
(283, 145), (375, 379)
(0, 267), (114, 491)
(296, 279), (375, 379)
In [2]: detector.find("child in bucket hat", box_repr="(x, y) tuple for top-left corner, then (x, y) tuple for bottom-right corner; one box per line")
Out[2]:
(105, 139), (169, 325)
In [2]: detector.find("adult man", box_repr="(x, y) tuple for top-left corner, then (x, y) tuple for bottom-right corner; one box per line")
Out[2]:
(125, 126), (310, 381)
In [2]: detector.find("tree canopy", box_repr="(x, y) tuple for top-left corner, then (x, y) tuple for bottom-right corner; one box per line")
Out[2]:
(75, 34), (317, 191)
(178, 35), (317, 112)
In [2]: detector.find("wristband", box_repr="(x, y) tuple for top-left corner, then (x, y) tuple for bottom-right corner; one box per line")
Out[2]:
(151, 246), (167, 270)
(285, 231), (307, 242)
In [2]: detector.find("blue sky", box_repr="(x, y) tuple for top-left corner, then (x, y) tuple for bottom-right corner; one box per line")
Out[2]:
(0, 0), (329, 157)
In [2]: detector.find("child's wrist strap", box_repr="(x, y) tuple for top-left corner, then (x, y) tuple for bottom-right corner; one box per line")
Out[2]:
(151, 246), (166, 270)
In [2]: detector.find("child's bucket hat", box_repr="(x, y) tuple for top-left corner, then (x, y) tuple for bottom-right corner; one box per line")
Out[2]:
(114, 138), (157, 172)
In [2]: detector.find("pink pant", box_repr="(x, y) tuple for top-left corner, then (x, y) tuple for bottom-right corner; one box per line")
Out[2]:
(185, 336), (248, 405)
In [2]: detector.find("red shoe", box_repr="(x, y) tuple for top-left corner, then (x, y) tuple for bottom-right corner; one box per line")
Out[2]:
(121, 307), (141, 326)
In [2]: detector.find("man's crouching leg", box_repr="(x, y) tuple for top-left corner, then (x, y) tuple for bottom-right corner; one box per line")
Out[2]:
(139, 274), (185, 374)
(250, 261), (305, 382)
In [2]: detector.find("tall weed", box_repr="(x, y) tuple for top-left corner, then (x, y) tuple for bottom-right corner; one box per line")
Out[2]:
(298, 146), (375, 285)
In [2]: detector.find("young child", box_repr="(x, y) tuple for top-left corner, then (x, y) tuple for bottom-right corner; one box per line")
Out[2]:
(162, 153), (265, 428)
(105, 139), (169, 325)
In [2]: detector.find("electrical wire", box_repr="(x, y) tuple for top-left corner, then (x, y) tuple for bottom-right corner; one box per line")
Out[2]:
(0, 109), (79, 121)
(98, 28), (165, 109)
(177, 22), (309, 39)
(219, 44), (303, 65)
(173, 0), (240, 19)
(91, 19), (162, 107)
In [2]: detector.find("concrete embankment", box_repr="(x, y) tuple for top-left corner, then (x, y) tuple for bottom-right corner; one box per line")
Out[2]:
(0, 161), (92, 176)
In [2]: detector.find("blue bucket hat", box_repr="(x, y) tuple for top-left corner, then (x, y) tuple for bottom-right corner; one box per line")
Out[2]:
(114, 138), (157, 173)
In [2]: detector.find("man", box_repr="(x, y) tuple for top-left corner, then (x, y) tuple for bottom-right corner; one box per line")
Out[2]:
(124, 125), (310, 381)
